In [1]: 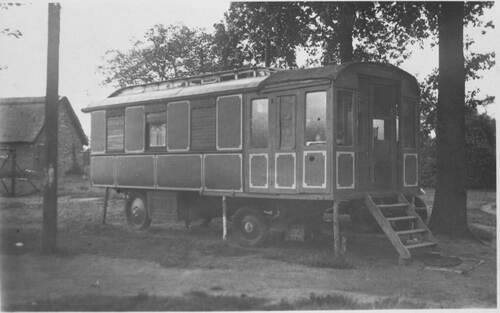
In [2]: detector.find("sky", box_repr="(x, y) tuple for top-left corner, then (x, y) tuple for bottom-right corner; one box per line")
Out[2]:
(1, 0), (499, 137)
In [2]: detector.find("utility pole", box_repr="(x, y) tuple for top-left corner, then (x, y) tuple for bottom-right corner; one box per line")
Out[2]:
(42, 2), (61, 253)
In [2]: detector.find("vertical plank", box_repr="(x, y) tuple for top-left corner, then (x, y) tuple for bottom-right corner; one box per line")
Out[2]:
(333, 201), (341, 258)
(222, 196), (228, 240)
(42, 3), (60, 254)
(102, 187), (110, 225)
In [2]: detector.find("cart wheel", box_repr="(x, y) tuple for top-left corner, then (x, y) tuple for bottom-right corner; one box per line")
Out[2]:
(232, 207), (269, 246)
(349, 202), (380, 233)
(414, 196), (431, 225)
(125, 192), (151, 230)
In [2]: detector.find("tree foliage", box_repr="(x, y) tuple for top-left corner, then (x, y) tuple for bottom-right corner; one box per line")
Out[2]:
(98, 24), (219, 88)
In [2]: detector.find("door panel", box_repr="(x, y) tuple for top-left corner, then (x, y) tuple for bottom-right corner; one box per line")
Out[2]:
(358, 78), (398, 190)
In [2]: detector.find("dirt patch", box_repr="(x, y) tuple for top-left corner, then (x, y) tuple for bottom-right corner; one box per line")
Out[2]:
(0, 182), (497, 309)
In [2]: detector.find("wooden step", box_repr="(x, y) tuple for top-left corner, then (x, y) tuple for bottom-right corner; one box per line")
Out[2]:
(377, 203), (408, 210)
(405, 241), (437, 249)
(387, 216), (417, 222)
(396, 228), (427, 235)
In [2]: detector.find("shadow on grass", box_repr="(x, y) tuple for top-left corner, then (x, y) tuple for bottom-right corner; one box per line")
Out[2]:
(5, 291), (427, 311)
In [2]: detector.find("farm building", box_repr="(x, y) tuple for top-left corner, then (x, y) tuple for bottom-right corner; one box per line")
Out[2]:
(0, 96), (88, 195)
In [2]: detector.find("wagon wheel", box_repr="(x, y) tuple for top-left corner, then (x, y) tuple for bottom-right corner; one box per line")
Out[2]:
(125, 192), (151, 230)
(231, 207), (269, 246)
(413, 196), (431, 225)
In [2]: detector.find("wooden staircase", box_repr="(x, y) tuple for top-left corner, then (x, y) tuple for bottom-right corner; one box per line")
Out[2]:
(364, 193), (437, 262)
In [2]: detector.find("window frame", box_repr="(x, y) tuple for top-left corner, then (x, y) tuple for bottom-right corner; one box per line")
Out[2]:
(304, 90), (327, 146)
(335, 89), (355, 147)
(249, 97), (270, 149)
(106, 108), (125, 153)
(277, 94), (296, 150)
(145, 110), (167, 151)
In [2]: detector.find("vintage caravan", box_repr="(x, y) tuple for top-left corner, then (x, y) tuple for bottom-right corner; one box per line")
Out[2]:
(83, 62), (436, 260)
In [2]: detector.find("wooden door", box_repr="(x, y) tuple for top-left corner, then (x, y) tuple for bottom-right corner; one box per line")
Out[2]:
(358, 79), (398, 190)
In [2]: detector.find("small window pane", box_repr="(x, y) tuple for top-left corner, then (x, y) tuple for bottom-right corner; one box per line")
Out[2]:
(305, 91), (327, 144)
(279, 95), (295, 149)
(373, 119), (385, 141)
(251, 99), (269, 148)
(336, 90), (353, 146)
(146, 112), (166, 148)
(107, 111), (124, 151)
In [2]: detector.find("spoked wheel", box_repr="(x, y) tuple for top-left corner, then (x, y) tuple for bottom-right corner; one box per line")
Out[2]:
(231, 207), (269, 246)
(125, 192), (151, 230)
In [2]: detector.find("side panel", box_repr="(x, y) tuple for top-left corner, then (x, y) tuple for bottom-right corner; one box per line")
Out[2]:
(403, 153), (418, 187)
(249, 153), (268, 189)
(167, 101), (190, 151)
(336, 152), (355, 189)
(115, 155), (155, 187)
(217, 95), (242, 150)
(125, 106), (145, 152)
(275, 152), (296, 189)
(157, 154), (202, 189)
(90, 111), (105, 154)
(204, 154), (242, 191)
(191, 99), (216, 151)
(303, 151), (327, 188)
(90, 155), (114, 186)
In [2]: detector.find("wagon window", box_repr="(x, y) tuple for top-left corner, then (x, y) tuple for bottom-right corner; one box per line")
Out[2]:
(250, 98), (269, 148)
(336, 90), (353, 146)
(106, 110), (124, 152)
(305, 91), (327, 145)
(278, 95), (296, 149)
(146, 111), (166, 148)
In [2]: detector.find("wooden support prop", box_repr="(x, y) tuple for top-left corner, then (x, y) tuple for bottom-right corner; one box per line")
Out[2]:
(10, 149), (16, 197)
(102, 187), (110, 224)
(332, 201), (342, 259)
(41, 3), (60, 254)
(222, 196), (228, 240)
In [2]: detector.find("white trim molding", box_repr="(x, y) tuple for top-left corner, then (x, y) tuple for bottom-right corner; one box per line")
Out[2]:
(166, 100), (190, 152)
(403, 153), (418, 187)
(216, 94), (243, 151)
(275, 152), (296, 189)
(249, 153), (269, 189)
(336, 151), (355, 189)
(302, 150), (327, 189)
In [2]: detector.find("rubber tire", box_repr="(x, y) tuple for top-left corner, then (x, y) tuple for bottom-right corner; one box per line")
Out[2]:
(125, 192), (152, 230)
(231, 207), (269, 246)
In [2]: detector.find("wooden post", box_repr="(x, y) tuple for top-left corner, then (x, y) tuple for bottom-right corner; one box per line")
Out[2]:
(102, 187), (110, 224)
(10, 149), (15, 197)
(41, 3), (61, 254)
(332, 201), (341, 259)
(222, 196), (228, 240)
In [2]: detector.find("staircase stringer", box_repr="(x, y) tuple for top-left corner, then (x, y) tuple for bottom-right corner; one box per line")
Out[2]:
(364, 194), (411, 260)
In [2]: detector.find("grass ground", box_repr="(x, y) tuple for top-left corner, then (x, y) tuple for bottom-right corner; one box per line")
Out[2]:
(0, 177), (496, 310)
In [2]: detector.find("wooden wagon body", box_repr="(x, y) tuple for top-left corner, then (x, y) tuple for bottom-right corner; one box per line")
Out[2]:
(83, 62), (435, 259)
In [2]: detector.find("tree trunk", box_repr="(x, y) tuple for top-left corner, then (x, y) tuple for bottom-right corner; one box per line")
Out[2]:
(264, 36), (271, 67)
(429, 2), (468, 236)
(338, 3), (355, 63)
